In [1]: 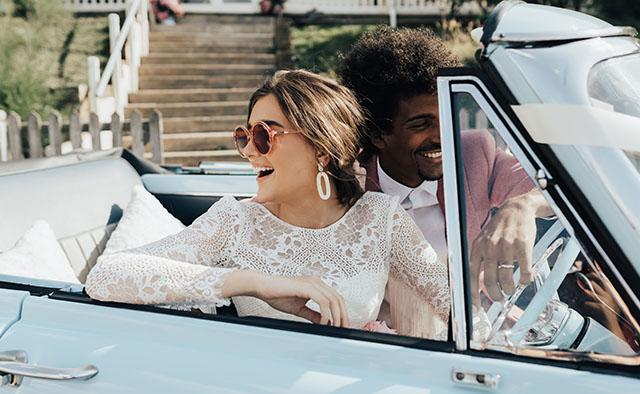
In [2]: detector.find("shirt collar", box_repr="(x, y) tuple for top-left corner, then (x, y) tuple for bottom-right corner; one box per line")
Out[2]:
(377, 157), (439, 200)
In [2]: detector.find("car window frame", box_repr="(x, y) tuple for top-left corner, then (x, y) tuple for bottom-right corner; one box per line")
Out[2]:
(437, 67), (640, 373)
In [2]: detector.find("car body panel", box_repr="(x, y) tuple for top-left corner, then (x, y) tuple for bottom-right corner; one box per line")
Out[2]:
(1, 293), (637, 393)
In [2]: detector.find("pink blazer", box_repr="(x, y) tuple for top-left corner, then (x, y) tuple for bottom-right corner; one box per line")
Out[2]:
(359, 129), (534, 245)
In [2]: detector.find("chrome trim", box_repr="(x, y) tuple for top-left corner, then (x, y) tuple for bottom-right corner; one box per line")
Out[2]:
(438, 77), (468, 351)
(535, 169), (548, 190)
(451, 369), (500, 388)
(491, 27), (638, 43)
(475, 342), (640, 366)
(0, 350), (98, 387)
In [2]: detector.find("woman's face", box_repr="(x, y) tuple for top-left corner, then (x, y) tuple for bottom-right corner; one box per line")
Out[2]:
(243, 94), (319, 204)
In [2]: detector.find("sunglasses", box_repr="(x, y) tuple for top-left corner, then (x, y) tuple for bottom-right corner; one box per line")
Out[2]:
(233, 121), (300, 157)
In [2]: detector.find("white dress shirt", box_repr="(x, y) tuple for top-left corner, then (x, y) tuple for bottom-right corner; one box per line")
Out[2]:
(377, 159), (448, 263)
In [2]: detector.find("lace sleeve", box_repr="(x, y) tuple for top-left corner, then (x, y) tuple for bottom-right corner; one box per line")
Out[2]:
(85, 197), (239, 307)
(388, 201), (451, 340)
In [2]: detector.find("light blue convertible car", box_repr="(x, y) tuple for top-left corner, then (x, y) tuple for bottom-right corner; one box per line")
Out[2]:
(0, 1), (639, 392)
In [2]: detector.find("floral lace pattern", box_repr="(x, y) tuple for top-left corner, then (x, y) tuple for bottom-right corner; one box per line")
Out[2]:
(85, 192), (450, 339)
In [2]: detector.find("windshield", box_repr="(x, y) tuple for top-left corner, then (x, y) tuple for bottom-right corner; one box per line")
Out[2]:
(588, 53), (640, 171)
(510, 51), (640, 269)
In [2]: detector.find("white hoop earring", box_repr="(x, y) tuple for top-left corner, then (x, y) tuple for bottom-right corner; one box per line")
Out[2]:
(316, 163), (331, 200)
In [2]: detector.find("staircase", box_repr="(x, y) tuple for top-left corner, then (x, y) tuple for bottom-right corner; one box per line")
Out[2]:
(127, 14), (278, 166)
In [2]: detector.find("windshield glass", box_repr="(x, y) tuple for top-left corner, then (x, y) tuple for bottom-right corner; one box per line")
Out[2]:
(588, 53), (640, 170)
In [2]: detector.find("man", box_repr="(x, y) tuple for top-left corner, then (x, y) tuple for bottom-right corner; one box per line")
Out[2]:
(341, 26), (552, 319)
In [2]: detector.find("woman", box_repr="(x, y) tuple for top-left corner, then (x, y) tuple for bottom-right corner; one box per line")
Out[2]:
(85, 70), (449, 339)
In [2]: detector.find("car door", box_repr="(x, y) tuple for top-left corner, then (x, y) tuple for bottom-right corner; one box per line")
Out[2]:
(436, 69), (640, 391)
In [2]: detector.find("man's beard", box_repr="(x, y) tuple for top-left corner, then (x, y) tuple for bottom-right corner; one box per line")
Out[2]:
(415, 145), (443, 182)
(418, 168), (443, 182)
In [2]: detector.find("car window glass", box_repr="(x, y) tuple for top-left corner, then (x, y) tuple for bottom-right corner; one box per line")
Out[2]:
(453, 92), (640, 358)
(588, 53), (640, 175)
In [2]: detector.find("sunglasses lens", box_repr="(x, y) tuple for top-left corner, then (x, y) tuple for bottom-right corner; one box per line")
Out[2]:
(253, 123), (271, 155)
(234, 127), (249, 154)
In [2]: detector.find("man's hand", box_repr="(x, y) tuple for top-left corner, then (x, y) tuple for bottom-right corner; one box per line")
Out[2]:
(470, 191), (553, 305)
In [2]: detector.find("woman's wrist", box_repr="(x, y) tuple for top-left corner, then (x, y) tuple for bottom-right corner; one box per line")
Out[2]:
(221, 269), (265, 298)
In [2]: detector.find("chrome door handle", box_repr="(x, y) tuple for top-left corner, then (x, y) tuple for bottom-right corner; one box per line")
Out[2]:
(452, 369), (500, 388)
(0, 350), (98, 387)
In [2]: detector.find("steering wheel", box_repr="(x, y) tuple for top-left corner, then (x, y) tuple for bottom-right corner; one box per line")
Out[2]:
(485, 220), (581, 345)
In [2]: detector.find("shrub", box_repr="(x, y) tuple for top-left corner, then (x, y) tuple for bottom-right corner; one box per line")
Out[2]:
(0, 0), (73, 119)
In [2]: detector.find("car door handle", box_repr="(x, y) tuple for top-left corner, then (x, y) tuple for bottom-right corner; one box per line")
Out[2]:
(0, 350), (98, 387)
(452, 369), (500, 388)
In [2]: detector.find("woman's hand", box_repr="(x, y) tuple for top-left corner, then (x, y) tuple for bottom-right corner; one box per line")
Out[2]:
(222, 270), (350, 328)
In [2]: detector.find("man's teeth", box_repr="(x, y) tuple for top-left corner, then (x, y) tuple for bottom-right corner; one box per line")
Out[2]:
(419, 151), (442, 159)
(252, 166), (274, 173)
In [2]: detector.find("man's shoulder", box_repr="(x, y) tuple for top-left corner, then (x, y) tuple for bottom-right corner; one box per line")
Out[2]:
(459, 129), (498, 167)
(355, 153), (380, 192)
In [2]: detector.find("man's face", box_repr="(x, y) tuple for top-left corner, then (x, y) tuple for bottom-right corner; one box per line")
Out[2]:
(375, 93), (442, 187)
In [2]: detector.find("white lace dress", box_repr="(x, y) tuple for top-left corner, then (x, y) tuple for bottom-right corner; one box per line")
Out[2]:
(85, 192), (450, 339)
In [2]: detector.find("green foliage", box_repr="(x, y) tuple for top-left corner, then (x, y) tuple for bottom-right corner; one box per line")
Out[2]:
(473, 0), (639, 29)
(292, 22), (481, 77)
(0, 0), (107, 120)
(591, 0), (640, 30)
(434, 18), (481, 67)
(291, 25), (376, 78)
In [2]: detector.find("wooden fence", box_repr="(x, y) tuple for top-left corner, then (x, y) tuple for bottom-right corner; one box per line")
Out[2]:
(3, 109), (164, 164)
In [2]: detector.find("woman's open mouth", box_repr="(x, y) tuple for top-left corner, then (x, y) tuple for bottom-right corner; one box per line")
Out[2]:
(253, 166), (275, 179)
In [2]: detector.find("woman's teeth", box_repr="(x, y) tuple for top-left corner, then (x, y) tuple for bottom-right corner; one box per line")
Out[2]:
(419, 151), (442, 159)
(253, 166), (275, 178)
(252, 166), (274, 173)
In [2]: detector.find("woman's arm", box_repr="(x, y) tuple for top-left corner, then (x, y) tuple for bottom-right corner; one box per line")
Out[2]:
(223, 270), (350, 327)
(388, 202), (451, 339)
(85, 197), (350, 326)
(85, 197), (239, 307)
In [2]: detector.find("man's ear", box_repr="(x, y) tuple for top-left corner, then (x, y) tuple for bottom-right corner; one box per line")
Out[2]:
(370, 134), (386, 150)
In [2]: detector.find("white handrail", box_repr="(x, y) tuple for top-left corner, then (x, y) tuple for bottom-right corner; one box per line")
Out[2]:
(96, 0), (141, 98)
(0, 110), (7, 162)
(87, 0), (149, 121)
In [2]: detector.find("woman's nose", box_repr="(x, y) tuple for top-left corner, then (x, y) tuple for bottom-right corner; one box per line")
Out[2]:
(241, 136), (259, 158)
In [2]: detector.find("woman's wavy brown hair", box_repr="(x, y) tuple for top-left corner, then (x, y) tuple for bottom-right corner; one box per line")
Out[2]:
(248, 70), (365, 207)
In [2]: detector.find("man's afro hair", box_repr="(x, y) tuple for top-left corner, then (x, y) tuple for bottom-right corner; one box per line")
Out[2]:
(340, 26), (461, 157)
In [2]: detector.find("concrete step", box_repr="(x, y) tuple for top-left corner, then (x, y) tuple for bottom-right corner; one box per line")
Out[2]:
(141, 53), (276, 65)
(149, 42), (273, 54)
(180, 14), (274, 25)
(152, 22), (273, 34)
(149, 31), (273, 45)
(139, 75), (265, 89)
(129, 88), (255, 104)
(162, 131), (235, 152)
(162, 150), (246, 166)
(138, 64), (275, 77)
(163, 115), (246, 133)
(126, 101), (248, 118)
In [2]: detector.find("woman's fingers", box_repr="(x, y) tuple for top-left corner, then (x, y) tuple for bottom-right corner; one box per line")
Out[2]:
(311, 280), (342, 327)
(305, 283), (332, 325)
(297, 306), (322, 325)
(307, 277), (349, 327)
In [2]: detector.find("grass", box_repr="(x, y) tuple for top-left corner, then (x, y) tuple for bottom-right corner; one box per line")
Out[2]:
(0, 7), (109, 120)
(291, 21), (482, 78)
